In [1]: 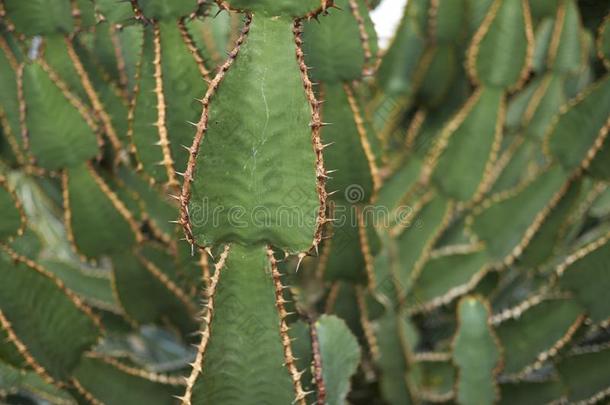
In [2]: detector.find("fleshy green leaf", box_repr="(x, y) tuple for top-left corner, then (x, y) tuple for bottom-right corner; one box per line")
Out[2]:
(288, 321), (313, 395)
(375, 157), (422, 212)
(72, 356), (181, 405)
(452, 296), (501, 405)
(117, 166), (178, 239)
(494, 297), (584, 375)
(0, 360), (76, 404)
(64, 163), (138, 258)
(138, 0), (198, 19)
(408, 248), (490, 311)
(521, 74), (567, 141)
(465, 0), (495, 34)
(22, 62), (99, 170)
(40, 259), (118, 313)
(317, 83), (375, 201)
(407, 357), (456, 402)
(499, 380), (565, 405)
(532, 18), (554, 73)
(529, 0), (561, 20)
(415, 45), (459, 108)
(556, 347), (610, 404)
(315, 315), (361, 405)
(430, 0), (466, 44)
(221, 0), (321, 17)
(321, 199), (377, 284)
(558, 233), (610, 323)
(376, 310), (417, 405)
(375, 3), (426, 96)
(467, 0), (533, 89)
(393, 195), (451, 296)
(547, 0), (583, 74)
(111, 250), (197, 335)
(0, 249), (100, 381)
(429, 86), (504, 201)
(186, 16), (320, 253)
(130, 21), (206, 186)
(303, 0), (377, 82)
(189, 244), (295, 404)
(0, 326), (26, 368)
(469, 165), (568, 262)
(3, 0), (74, 36)
(93, 0), (134, 24)
(546, 75), (610, 172)
(489, 136), (544, 194)
(518, 178), (582, 267)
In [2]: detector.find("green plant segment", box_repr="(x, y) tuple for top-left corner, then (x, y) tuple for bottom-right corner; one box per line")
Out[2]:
(452, 297), (501, 405)
(1, 0), (610, 404)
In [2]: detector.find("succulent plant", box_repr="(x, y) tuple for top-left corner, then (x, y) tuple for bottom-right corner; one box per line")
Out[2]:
(0, 0), (610, 404)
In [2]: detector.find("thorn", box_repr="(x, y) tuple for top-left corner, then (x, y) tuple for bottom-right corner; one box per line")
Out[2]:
(175, 171), (186, 177)
(204, 247), (214, 259)
(327, 190), (339, 196)
(168, 219), (181, 224)
(295, 252), (307, 272)
(169, 194), (181, 201)
(213, 8), (223, 18)
(186, 120), (199, 127)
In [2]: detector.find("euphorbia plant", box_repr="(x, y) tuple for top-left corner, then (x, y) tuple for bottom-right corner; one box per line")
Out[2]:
(1, 0), (610, 404)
